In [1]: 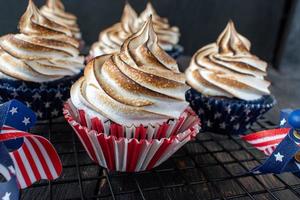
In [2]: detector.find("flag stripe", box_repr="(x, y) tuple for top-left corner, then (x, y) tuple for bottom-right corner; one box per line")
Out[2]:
(30, 137), (58, 178)
(11, 151), (32, 187)
(26, 137), (53, 180)
(22, 139), (42, 181)
(17, 144), (36, 184)
(10, 155), (26, 189)
(23, 138), (44, 180)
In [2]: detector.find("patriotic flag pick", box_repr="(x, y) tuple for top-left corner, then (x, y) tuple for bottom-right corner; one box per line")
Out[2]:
(0, 100), (62, 192)
(0, 143), (19, 200)
(242, 109), (300, 175)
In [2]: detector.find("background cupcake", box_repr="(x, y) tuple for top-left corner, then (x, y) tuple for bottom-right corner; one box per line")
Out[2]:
(139, 2), (182, 58)
(65, 17), (200, 172)
(0, 0), (84, 120)
(89, 3), (139, 59)
(40, 0), (84, 49)
(185, 20), (276, 135)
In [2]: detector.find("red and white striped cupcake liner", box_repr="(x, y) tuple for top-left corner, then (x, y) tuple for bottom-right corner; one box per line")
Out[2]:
(63, 100), (200, 172)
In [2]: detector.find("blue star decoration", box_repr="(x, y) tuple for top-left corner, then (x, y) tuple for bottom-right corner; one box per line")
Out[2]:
(0, 100), (36, 150)
(249, 109), (300, 175)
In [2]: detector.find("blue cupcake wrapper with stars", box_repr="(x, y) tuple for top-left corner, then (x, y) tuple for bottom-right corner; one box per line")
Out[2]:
(0, 73), (81, 121)
(166, 44), (184, 59)
(186, 89), (276, 135)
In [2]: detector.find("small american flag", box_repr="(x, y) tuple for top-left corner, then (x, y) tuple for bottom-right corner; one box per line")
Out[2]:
(241, 128), (290, 156)
(241, 109), (292, 156)
(0, 126), (62, 189)
(0, 100), (62, 189)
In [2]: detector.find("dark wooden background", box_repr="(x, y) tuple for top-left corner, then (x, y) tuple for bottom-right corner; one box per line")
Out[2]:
(0, 0), (291, 63)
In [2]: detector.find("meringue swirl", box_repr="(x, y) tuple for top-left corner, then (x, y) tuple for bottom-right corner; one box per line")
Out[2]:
(89, 3), (140, 57)
(0, 0), (84, 82)
(139, 2), (180, 51)
(40, 0), (82, 40)
(72, 17), (189, 126)
(186, 21), (270, 101)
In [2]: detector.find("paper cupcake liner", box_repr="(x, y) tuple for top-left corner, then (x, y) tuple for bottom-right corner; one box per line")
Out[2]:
(186, 88), (276, 135)
(166, 44), (184, 59)
(0, 73), (81, 121)
(63, 101), (200, 172)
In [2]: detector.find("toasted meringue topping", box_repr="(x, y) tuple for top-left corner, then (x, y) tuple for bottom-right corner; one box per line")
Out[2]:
(139, 2), (180, 51)
(0, 0), (84, 82)
(89, 3), (140, 57)
(40, 0), (82, 40)
(186, 21), (270, 101)
(72, 17), (189, 126)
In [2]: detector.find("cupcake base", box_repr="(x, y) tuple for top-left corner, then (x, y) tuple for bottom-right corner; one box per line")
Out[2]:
(0, 73), (82, 121)
(186, 89), (276, 135)
(63, 100), (200, 172)
(166, 44), (184, 59)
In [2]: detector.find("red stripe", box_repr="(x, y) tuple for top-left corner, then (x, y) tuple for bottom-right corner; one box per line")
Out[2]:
(37, 137), (62, 177)
(78, 110), (87, 127)
(146, 139), (172, 170)
(0, 131), (31, 142)
(242, 128), (290, 141)
(98, 135), (115, 170)
(249, 138), (284, 148)
(21, 140), (41, 181)
(73, 123), (97, 162)
(126, 140), (143, 172)
(26, 137), (53, 180)
(12, 151), (32, 187)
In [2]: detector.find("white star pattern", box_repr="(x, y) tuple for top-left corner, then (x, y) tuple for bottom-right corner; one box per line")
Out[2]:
(280, 118), (287, 126)
(245, 117), (251, 122)
(233, 123), (240, 130)
(219, 122), (226, 129)
(55, 91), (63, 99)
(10, 91), (18, 98)
(226, 106), (231, 114)
(274, 152), (284, 162)
(207, 120), (212, 127)
(230, 116), (238, 122)
(198, 108), (204, 115)
(25, 101), (31, 108)
(22, 117), (31, 126)
(244, 108), (251, 115)
(36, 110), (43, 118)
(33, 93), (41, 100)
(205, 102), (211, 110)
(44, 102), (51, 108)
(214, 112), (222, 119)
(9, 107), (18, 115)
(40, 83), (46, 90)
(2, 192), (11, 200)
(51, 109), (59, 117)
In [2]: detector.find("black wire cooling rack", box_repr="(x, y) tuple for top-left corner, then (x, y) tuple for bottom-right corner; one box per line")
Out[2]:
(20, 116), (300, 200)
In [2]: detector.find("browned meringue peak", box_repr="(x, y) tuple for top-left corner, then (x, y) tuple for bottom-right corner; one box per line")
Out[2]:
(0, 0), (84, 82)
(186, 21), (270, 101)
(40, 0), (81, 40)
(89, 3), (139, 57)
(71, 17), (189, 126)
(139, 2), (180, 50)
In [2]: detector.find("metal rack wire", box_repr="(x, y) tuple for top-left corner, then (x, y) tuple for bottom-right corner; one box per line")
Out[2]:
(20, 116), (300, 200)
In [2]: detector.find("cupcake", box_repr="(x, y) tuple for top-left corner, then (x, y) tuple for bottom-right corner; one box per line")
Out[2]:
(64, 17), (200, 172)
(40, 0), (84, 49)
(185, 20), (276, 135)
(139, 2), (182, 58)
(89, 3), (140, 58)
(0, 0), (84, 120)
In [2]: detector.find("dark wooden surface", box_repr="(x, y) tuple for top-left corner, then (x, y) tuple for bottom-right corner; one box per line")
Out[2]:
(20, 57), (300, 200)
(0, 0), (287, 62)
